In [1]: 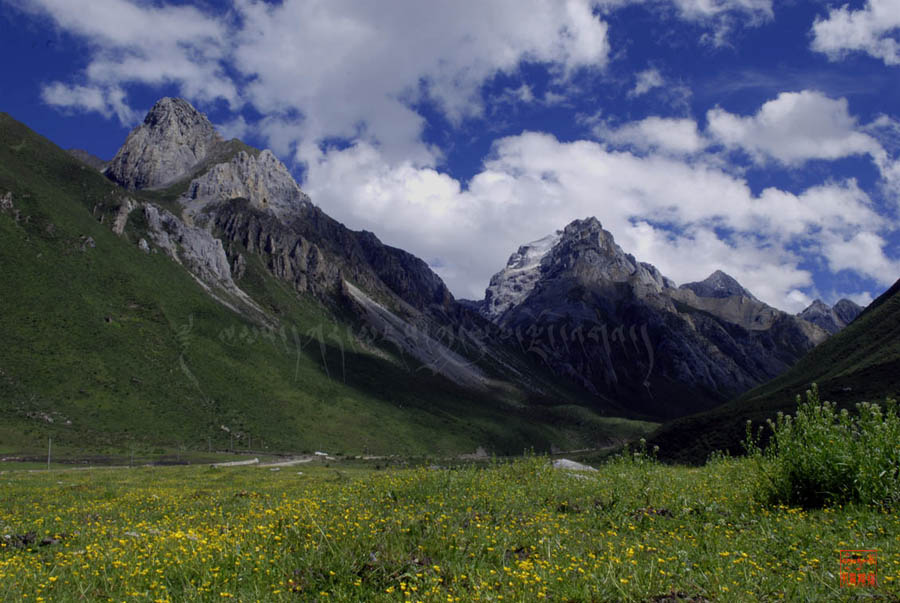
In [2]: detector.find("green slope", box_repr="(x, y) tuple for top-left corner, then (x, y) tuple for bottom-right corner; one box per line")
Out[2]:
(648, 278), (900, 464)
(0, 113), (655, 459)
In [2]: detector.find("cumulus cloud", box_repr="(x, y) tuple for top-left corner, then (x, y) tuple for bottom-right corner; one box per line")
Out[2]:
(706, 90), (884, 165)
(232, 0), (611, 164)
(18, 0), (236, 113)
(40, 83), (139, 125)
(595, 117), (707, 154)
(811, 0), (900, 66)
(819, 231), (900, 285)
(303, 130), (893, 312)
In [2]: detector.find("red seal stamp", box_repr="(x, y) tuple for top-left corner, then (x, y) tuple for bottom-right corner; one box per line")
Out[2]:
(839, 550), (878, 588)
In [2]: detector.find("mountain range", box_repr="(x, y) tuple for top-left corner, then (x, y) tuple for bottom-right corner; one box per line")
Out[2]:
(469, 219), (860, 418)
(0, 97), (888, 459)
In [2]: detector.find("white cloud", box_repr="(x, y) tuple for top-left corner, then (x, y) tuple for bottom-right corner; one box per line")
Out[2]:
(215, 115), (249, 142)
(22, 0), (775, 162)
(231, 0), (610, 164)
(629, 68), (665, 96)
(811, 0), (900, 66)
(40, 83), (139, 125)
(303, 130), (893, 313)
(706, 90), (884, 165)
(820, 231), (900, 285)
(841, 291), (875, 306)
(19, 0), (236, 112)
(595, 117), (707, 154)
(786, 289), (815, 310)
(670, 0), (772, 20)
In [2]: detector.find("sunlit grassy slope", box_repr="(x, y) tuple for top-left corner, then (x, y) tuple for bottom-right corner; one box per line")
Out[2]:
(0, 113), (655, 458)
(650, 278), (900, 463)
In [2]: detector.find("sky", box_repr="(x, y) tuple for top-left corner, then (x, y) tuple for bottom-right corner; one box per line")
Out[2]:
(2, 0), (900, 312)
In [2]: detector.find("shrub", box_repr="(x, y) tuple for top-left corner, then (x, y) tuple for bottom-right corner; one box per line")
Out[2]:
(745, 384), (900, 508)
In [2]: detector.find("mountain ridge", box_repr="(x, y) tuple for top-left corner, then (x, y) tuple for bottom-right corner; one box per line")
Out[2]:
(1, 102), (661, 457)
(470, 217), (831, 418)
(649, 277), (900, 463)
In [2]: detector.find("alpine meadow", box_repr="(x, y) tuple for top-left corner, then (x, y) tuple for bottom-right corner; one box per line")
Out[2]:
(2, 0), (900, 601)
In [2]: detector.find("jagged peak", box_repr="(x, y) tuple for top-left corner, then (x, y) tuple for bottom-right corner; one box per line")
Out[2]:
(833, 298), (862, 311)
(143, 97), (210, 127)
(832, 298), (863, 325)
(800, 299), (830, 314)
(106, 97), (221, 190)
(562, 216), (603, 235)
(681, 270), (756, 300)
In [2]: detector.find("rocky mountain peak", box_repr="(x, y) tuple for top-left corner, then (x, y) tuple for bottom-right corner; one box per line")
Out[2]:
(543, 217), (669, 293)
(833, 298), (863, 324)
(798, 298), (863, 334)
(562, 216), (603, 236)
(804, 299), (830, 313)
(680, 270), (756, 300)
(106, 97), (221, 190)
(480, 217), (673, 322)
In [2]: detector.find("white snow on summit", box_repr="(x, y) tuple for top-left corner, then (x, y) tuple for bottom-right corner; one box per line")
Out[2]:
(482, 230), (562, 320)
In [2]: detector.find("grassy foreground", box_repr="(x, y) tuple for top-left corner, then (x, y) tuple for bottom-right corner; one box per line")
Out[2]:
(1, 456), (897, 602)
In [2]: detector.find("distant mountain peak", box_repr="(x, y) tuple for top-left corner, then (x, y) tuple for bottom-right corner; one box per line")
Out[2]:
(798, 297), (863, 334)
(680, 270), (756, 300)
(106, 97), (221, 190)
(480, 216), (673, 322)
(806, 298), (829, 310)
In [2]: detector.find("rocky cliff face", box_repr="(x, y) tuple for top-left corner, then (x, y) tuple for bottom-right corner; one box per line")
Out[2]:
(798, 298), (863, 334)
(102, 98), (466, 364)
(475, 218), (829, 419)
(106, 98), (221, 190)
(184, 150), (311, 219)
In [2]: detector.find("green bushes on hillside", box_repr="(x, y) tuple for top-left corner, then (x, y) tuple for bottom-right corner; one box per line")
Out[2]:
(745, 384), (900, 508)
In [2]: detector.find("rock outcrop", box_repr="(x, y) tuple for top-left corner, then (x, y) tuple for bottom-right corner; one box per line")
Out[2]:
(106, 98), (221, 190)
(143, 204), (264, 318)
(184, 150), (311, 219)
(798, 298), (863, 334)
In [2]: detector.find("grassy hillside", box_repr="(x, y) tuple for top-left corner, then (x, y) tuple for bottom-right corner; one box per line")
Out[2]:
(0, 113), (655, 459)
(649, 278), (900, 463)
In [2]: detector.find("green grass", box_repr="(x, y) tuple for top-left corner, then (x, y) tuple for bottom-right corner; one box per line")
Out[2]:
(743, 384), (900, 509)
(650, 280), (900, 464)
(0, 455), (897, 601)
(0, 112), (654, 459)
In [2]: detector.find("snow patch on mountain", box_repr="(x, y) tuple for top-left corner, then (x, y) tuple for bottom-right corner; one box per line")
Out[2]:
(482, 230), (562, 321)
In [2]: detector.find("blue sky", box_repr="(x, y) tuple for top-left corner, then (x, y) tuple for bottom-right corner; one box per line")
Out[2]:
(2, 0), (899, 312)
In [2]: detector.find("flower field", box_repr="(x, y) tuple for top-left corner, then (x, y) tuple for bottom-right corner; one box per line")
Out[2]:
(1, 455), (898, 601)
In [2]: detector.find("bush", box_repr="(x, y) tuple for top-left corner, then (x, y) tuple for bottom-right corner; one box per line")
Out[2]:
(745, 384), (900, 508)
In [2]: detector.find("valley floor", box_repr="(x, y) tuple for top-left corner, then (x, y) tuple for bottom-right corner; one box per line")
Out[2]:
(1, 456), (897, 602)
